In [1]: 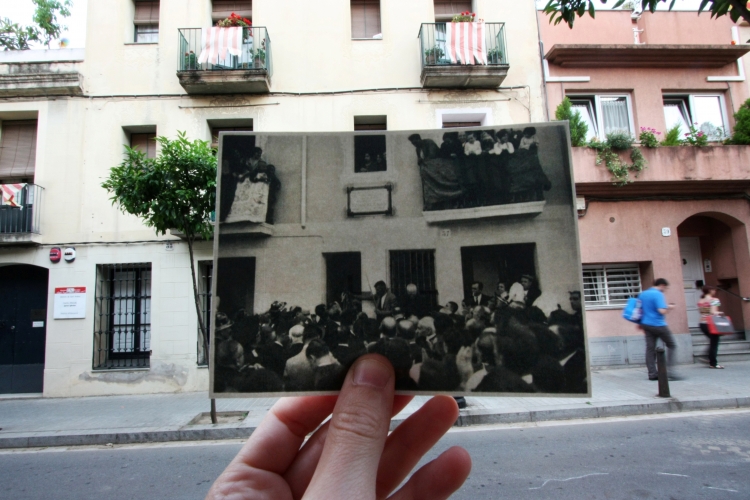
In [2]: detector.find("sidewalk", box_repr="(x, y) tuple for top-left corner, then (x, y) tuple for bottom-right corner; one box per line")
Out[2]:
(1, 361), (749, 449)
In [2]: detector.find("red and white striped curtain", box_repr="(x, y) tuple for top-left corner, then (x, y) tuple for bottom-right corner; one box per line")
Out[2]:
(198, 27), (244, 65)
(1, 183), (26, 207)
(445, 21), (487, 65)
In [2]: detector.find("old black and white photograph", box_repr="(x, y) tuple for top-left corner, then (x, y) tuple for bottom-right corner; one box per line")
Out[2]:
(211, 123), (588, 397)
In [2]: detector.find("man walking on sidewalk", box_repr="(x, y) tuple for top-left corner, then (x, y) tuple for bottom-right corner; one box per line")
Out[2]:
(640, 278), (680, 381)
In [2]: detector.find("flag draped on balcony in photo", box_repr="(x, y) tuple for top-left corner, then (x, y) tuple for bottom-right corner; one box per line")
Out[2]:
(1, 183), (25, 207)
(446, 21), (487, 65)
(198, 27), (244, 65)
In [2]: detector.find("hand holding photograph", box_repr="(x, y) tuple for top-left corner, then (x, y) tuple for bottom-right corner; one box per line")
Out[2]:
(210, 122), (590, 397)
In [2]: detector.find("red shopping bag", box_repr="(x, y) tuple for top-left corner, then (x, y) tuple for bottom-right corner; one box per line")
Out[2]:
(707, 315), (735, 335)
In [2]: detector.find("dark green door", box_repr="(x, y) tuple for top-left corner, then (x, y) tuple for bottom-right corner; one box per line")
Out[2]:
(0, 265), (48, 394)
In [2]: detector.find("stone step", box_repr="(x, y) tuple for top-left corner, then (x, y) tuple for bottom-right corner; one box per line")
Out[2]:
(692, 340), (750, 354)
(699, 351), (750, 363)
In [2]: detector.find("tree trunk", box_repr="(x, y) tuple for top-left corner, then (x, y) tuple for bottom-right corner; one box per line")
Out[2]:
(186, 234), (217, 424)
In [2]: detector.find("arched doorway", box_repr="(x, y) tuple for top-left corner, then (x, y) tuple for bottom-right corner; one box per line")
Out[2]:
(0, 264), (49, 394)
(677, 213), (748, 346)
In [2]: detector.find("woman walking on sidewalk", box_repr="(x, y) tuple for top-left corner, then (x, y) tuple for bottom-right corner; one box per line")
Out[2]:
(698, 285), (724, 369)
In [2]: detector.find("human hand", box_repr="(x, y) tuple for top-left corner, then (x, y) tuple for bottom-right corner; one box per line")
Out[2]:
(206, 354), (472, 500)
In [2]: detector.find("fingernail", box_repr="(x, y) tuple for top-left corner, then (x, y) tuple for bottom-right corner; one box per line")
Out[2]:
(352, 358), (391, 389)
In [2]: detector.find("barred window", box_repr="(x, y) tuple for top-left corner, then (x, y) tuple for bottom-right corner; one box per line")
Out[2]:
(197, 261), (213, 366)
(582, 264), (641, 309)
(390, 250), (438, 311)
(93, 263), (152, 369)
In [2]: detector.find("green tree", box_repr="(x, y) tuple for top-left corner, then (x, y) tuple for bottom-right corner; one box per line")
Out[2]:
(0, 0), (71, 50)
(32, 0), (72, 48)
(543, 0), (750, 29)
(727, 98), (750, 145)
(555, 97), (589, 147)
(0, 18), (41, 50)
(102, 132), (219, 421)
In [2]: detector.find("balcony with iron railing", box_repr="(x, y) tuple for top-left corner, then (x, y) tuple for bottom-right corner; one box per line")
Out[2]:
(176, 27), (271, 94)
(418, 22), (509, 88)
(0, 183), (43, 244)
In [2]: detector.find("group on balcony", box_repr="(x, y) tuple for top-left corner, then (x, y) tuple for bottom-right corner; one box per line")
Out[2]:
(409, 127), (551, 212)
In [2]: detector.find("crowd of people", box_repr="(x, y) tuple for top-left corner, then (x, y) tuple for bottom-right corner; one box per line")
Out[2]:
(214, 277), (587, 395)
(408, 127), (553, 211)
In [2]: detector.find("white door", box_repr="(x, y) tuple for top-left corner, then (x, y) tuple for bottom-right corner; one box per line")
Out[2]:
(679, 237), (705, 328)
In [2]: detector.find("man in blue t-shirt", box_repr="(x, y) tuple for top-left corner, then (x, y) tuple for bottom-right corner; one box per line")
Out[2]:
(640, 278), (679, 380)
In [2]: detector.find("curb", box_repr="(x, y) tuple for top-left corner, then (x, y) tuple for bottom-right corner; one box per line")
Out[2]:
(2, 396), (749, 450)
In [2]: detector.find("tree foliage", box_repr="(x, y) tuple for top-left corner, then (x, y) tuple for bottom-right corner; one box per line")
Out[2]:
(726, 98), (750, 145)
(32, 0), (72, 48)
(102, 132), (217, 370)
(102, 132), (217, 242)
(555, 97), (589, 147)
(0, 0), (71, 50)
(543, 0), (750, 29)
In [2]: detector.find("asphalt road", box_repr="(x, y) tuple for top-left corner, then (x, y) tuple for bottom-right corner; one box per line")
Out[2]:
(1, 409), (748, 499)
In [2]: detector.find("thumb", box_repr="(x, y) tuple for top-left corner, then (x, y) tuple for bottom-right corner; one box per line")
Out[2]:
(304, 354), (395, 499)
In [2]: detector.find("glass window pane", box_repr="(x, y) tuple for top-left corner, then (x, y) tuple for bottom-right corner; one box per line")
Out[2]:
(600, 97), (630, 136)
(693, 96), (724, 141)
(571, 101), (597, 140)
(663, 100), (690, 136)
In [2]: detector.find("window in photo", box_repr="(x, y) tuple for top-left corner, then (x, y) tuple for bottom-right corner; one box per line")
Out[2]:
(354, 134), (386, 173)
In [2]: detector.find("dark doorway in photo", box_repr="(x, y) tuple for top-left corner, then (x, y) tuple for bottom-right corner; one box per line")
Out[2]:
(325, 252), (362, 305)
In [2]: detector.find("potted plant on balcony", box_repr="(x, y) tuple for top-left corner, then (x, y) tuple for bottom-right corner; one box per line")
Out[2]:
(452, 11), (476, 22)
(487, 48), (503, 64)
(184, 50), (197, 70)
(254, 48), (266, 68)
(424, 46), (444, 65)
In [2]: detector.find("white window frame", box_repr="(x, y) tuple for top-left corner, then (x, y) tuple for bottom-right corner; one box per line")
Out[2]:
(582, 263), (642, 310)
(436, 107), (493, 128)
(567, 94), (635, 140)
(662, 93), (729, 141)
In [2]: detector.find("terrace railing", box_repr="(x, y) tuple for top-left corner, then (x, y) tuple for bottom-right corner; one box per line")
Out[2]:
(418, 22), (507, 67)
(0, 183), (43, 234)
(178, 27), (272, 76)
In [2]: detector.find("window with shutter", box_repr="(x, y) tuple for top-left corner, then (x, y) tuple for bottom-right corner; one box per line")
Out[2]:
(351, 0), (381, 39)
(212, 0), (252, 21)
(0, 120), (38, 180)
(433, 0), (472, 21)
(582, 264), (641, 309)
(130, 133), (157, 159)
(134, 0), (159, 42)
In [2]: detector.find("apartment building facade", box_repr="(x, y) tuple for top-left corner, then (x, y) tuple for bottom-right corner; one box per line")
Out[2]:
(540, 10), (750, 367)
(0, 0), (548, 397)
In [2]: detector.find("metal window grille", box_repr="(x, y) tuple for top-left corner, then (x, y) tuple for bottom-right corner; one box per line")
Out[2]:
(197, 261), (213, 366)
(389, 250), (438, 310)
(93, 263), (152, 369)
(582, 264), (641, 308)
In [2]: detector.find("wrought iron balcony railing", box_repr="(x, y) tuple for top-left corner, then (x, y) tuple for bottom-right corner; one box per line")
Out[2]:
(418, 22), (508, 67)
(178, 27), (272, 76)
(0, 183), (43, 234)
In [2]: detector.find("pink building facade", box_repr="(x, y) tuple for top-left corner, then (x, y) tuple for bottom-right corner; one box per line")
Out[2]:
(540, 10), (750, 366)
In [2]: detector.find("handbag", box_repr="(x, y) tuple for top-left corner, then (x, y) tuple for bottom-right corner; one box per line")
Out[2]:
(706, 315), (735, 335)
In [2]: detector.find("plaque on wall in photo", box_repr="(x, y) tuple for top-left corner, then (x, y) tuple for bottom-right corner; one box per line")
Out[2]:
(210, 123), (589, 398)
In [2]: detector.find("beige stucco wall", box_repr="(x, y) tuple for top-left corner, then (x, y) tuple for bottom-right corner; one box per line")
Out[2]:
(0, 0), (551, 396)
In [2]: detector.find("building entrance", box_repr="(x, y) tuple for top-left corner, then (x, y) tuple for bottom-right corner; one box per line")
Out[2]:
(0, 264), (48, 394)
